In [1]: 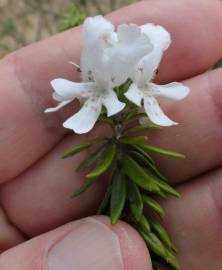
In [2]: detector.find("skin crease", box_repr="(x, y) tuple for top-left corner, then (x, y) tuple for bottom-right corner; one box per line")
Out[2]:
(0, 0), (221, 269)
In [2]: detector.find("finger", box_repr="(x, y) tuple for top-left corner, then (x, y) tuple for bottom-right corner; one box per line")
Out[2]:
(2, 66), (222, 236)
(160, 168), (222, 270)
(1, 0), (222, 183)
(148, 67), (222, 183)
(0, 216), (152, 270)
(0, 130), (109, 236)
(0, 207), (26, 252)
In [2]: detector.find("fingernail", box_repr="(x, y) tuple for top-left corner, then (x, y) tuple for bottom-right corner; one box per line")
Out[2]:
(47, 218), (124, 270)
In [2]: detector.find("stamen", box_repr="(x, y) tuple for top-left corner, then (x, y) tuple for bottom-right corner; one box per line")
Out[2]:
(69, 61), (82, 72)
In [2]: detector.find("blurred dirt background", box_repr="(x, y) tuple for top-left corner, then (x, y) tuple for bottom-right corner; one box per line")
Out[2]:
(0, 0), (136, 58)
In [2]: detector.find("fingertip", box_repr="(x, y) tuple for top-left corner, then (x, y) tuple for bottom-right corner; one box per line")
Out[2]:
(0, 217), (152, 270)
(95, 216), (152, 270)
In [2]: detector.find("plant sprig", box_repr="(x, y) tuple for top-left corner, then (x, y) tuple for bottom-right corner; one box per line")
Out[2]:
(43, 14), (192, 270)
(62, 109), (184, 270)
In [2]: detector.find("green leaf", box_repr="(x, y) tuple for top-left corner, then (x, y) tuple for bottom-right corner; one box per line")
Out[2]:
(154, 180), (180, 198)
(60, 3), (85, 31)
(122, 155), (160, 193)
(86, 144), (116, 179)
(165, 251), (181, 270)
(214, 58), (222, 69)
(127, 180), (143, 221)
(137, 144), (185, 159)
(129, 150), (166, 181)
(130, 144), (155, 165)
(141, 232), (167, 258)
(142, 195), (165, 218)
(138, 214), (151, 232)
(120, 136), (148, 145)
(62, 137), (104, 158)
(110, 169), (127, 224)
(116, 78), (133, 97)
(97, 185), (112, 215)
(99, 115), (114, 127)
(72, 177), (97, 197)
(124, 123), (162, 134)
(149, 219), (175, 251)
(125, 112), (147, 123)
(156, 190), (167, 199)
(76, 143), (106, 172)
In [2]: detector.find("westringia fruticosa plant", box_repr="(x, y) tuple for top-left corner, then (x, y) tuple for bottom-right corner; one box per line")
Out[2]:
(45, 16), (190, 270)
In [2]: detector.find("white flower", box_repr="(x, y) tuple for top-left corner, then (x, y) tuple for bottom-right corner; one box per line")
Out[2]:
(45, 16), (153, 134)
(81, 16), (153, 85)
(125, 24), (190, 126)
(45, 76), (125, 134)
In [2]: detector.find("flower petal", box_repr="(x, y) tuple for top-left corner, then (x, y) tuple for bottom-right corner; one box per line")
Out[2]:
(52, 92), (65, 101)
(83, 16), (114, 49)
(81, 16), (115, 81)
(133, 48), (163, 84)
(63, 98), (102, 134)
(103, 24), (153, 86)
(133, 24), (171, 85)
(144, 95), (177, 126)
(124, 83), (143, 107)
(102, 89), (125, 117)
(150, 82), (190, 101)
(45, 100), (73, 113)
(140, 24), (171, 51)
(51, 79), (95, 100)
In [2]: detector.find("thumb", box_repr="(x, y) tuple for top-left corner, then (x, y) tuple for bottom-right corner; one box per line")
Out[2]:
(0, 216), (152, 270)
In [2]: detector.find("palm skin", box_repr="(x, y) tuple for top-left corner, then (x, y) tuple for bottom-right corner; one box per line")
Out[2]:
(0, 0), (222, 269)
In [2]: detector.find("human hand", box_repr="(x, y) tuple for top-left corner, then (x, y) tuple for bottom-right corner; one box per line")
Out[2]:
(0, 0), (222, 269)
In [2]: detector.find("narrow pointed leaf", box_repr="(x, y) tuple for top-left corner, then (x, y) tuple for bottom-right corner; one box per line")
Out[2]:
(165, 251), (181, 270)
(122, 155), (160, 193)
(155, 180), (180, 198)
(149, 219), (175, 251)
(116, 78), (133, 98)
(141, 232), (167, 258)
(62, 137), (105, 158)
(137, 144), (185, 159)
(170, 243), (178, 253)
(86, 143), (116, 179)
(121, 136), (148, 145)
(156, 190), (167, 200)
(127, 180), (143, 221)
(76, 143), (106, 172)
(97, 185), (112, 215)
(110, 169), (126, 224)
(125, 112), (147, 123)
(142, 195), (165, 218)
(72, 177), (97, 197)
(138, 214), (151, 232)
(129, 150), (166, 181)
(125, 123), (162, 134)
(131, 145), (155, 165)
